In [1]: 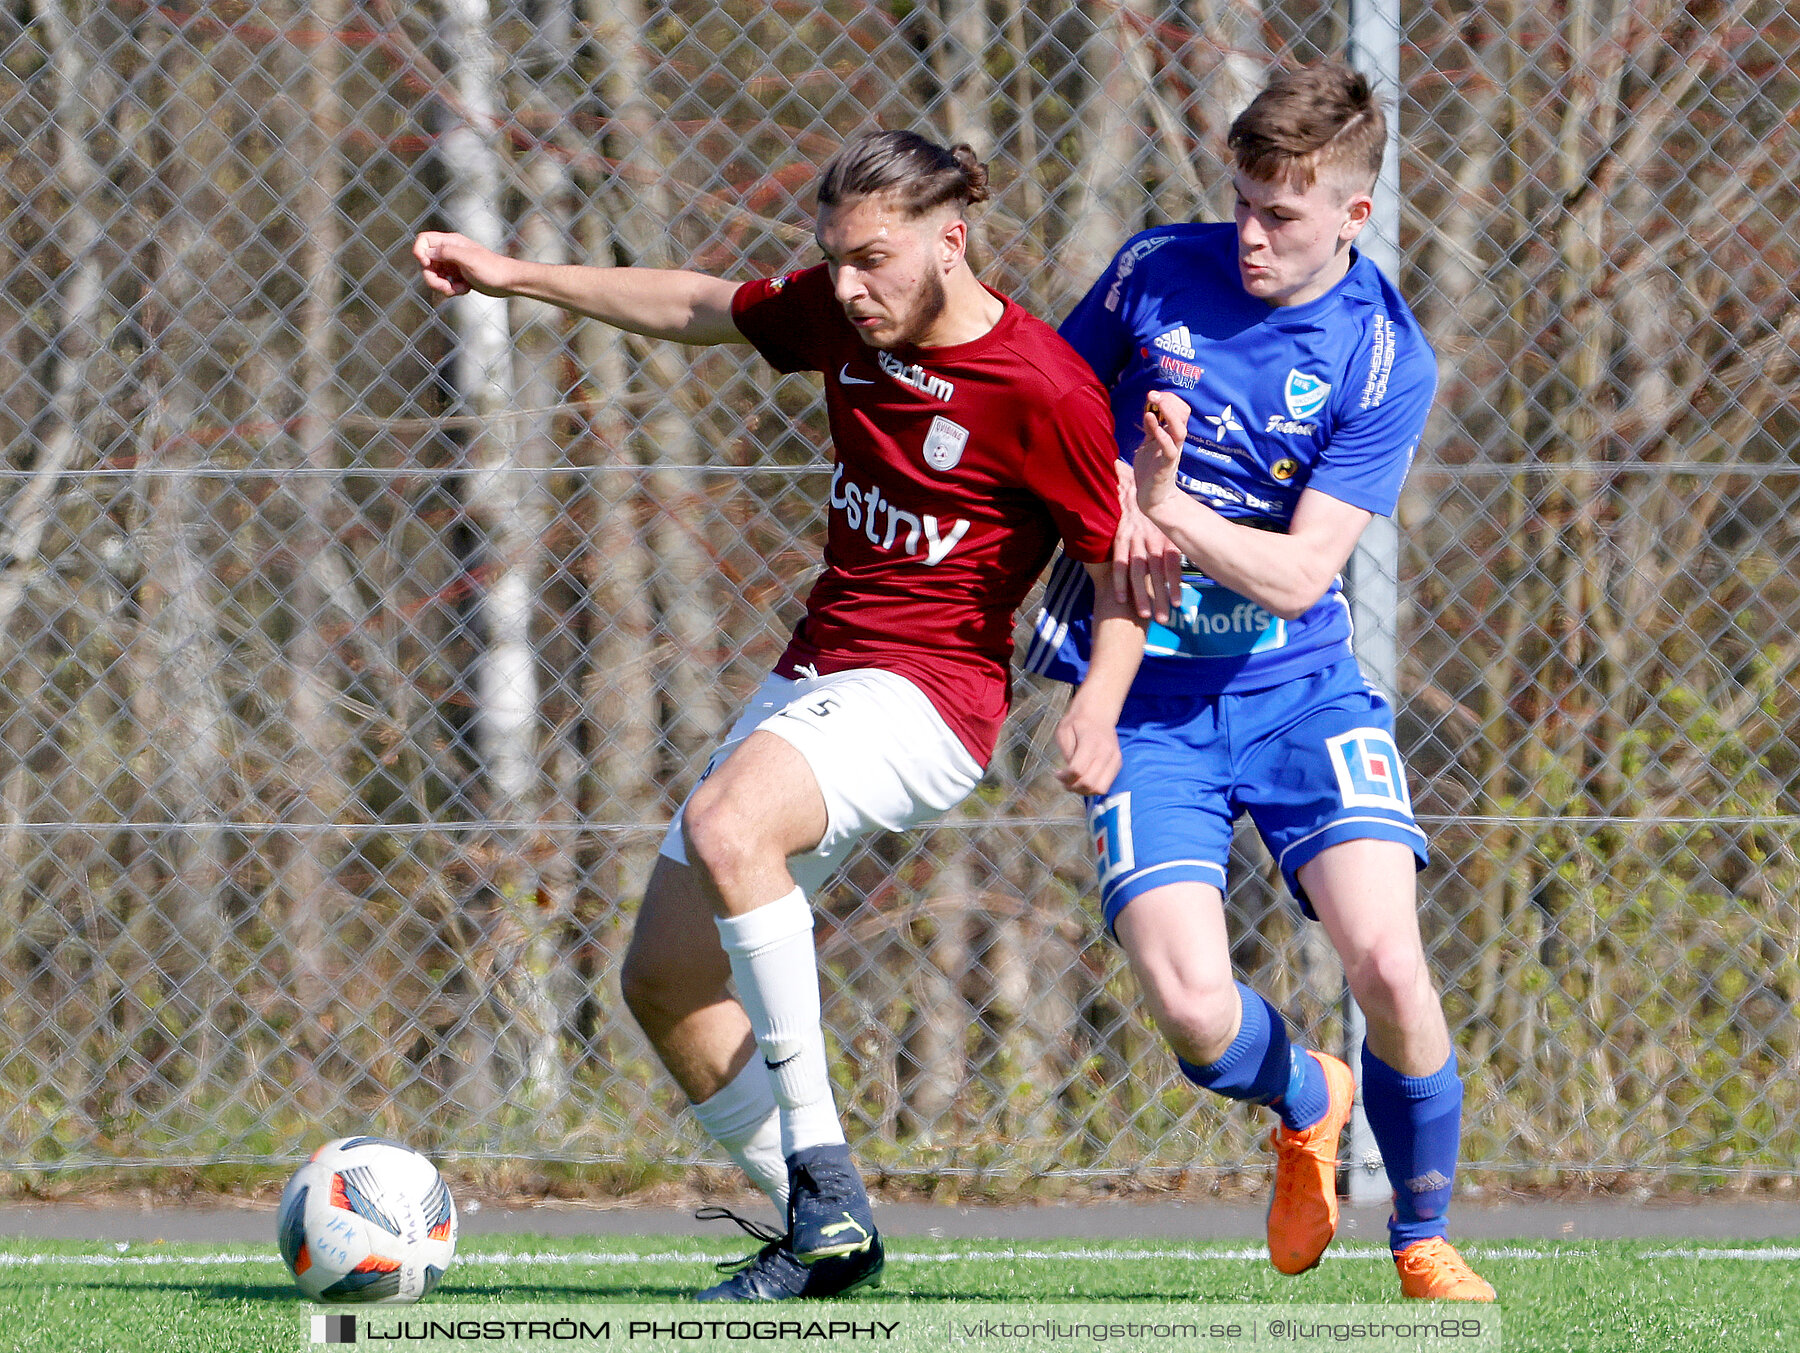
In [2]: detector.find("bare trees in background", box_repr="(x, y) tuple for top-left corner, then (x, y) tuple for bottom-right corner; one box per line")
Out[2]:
(1406, 0), (1800, 1152)
(0, 0), (1796, 1183)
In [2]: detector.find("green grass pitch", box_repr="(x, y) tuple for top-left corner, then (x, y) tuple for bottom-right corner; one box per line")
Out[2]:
(1, 1233), (1795, 1352)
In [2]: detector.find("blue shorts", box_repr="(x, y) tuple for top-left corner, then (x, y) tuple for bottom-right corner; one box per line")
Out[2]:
(1086, 657), (1428, 931)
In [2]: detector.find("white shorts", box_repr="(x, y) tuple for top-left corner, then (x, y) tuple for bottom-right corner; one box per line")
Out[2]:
(659, 667), (986, 893)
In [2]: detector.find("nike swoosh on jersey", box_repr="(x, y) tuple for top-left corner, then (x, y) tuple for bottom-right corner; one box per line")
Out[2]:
(838, 364), (875, 385)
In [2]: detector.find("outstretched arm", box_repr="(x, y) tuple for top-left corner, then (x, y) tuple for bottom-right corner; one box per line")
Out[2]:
(413, 231), (749, 346)
(1136, 391), (1371, 621)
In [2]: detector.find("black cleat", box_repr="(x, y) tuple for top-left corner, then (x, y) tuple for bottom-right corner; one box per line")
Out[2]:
(785, 1144), (877, 1264)
(693, 1207), (883, 1303)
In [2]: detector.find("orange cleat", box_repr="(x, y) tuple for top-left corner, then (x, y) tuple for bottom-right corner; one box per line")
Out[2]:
(1265, 1050), (1355, 1275)
(1394, 1237), (1496, 1301)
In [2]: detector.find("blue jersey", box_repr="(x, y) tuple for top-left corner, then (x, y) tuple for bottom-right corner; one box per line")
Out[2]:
(1025, 222), (1438, 695)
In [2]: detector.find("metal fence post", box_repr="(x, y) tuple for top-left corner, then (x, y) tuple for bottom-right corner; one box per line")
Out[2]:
(1342, 0), (1404, 1208)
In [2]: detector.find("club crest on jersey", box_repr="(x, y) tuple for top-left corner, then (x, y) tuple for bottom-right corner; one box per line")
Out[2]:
(1284, 369), (1331, 420)
(922, 416), (969, 472)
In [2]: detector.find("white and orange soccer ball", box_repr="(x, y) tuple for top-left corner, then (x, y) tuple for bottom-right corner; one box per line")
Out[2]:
(276, 1136), (457, 1303)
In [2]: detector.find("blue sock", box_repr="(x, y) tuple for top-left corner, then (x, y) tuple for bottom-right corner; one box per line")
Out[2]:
(1176, 983), (1327, 1132)
(1360, 1047), (1463, 1251)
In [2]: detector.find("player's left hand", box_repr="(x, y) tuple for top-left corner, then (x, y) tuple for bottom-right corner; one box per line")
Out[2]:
(1112, 460), (1182, 624)
(1054, 698), (1122, 796)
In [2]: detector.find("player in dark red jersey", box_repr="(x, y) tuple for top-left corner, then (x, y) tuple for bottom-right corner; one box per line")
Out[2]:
(415, 131), (1142, 1302)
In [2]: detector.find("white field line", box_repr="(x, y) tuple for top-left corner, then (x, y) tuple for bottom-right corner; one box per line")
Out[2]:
(9, 1242), (1800, 1268)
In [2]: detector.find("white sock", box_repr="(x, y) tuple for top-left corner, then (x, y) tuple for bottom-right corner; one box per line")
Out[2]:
(689, 1057), (788, 1220)
(714, 888), (847, 1156)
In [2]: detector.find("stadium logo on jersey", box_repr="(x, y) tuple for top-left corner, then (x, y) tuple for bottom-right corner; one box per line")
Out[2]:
(1326, 729), (1413, 813)
(1270, 457), (1298, 482)
(922, 416), (969, 471)
(1285, 369), (1331, 420)
(827, 465), (970, 565)
(1153, 326), (1196, 358)
(1088, 792), (1135, 885)
(1105, 234), (1173, 310)
(1203, 405), (1243, 440)
(878, 349), (954, 401)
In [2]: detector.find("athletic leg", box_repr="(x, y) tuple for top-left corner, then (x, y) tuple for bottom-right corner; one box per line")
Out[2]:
(1115, 881), (1315, 1110)
(1111, 880), (1346, 1275)
(1300, 840), (1493, 1301)
(619, 854), (787, 1217)
(676, 729), (883, 1267)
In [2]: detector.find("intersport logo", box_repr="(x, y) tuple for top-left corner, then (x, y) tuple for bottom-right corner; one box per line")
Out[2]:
(828, 465), (970, 565)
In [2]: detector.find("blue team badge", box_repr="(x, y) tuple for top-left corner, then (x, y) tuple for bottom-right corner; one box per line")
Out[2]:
(1284, 369), (1331, 420)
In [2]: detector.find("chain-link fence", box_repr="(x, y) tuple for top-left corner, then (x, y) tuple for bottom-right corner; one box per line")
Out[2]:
(2, 0), (1797, 1189)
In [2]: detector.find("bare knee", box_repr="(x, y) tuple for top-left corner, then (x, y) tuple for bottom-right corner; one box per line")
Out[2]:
(1145, 975), (1243, 1067)
(680, 781), (760, 892)
(1344, 941), (1435, 1032)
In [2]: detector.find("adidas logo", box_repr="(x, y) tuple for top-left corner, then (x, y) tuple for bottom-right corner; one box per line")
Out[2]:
(1153, 326), (1196, 359)
(1406, 1170), (1452, 1194)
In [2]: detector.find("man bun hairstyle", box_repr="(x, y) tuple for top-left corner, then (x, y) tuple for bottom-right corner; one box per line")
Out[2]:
(816, 129), (991, 217)
(1227, 59), (1386, 196)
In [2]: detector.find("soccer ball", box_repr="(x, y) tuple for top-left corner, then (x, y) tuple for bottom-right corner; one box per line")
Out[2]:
(276, 1136), (457, 1303)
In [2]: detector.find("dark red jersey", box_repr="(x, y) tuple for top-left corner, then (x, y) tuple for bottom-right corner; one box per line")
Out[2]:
(730, 264), (1119, 762)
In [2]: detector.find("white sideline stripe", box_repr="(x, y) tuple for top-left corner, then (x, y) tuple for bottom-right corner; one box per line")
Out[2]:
(1642, 1247), (1800, 1261)
(20, 1242), (1799, 1269)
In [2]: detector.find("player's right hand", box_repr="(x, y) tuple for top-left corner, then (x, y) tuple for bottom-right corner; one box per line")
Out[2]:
(413, 231), (510, 298)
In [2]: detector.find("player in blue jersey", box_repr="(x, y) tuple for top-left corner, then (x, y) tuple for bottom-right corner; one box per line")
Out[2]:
(1028, 61), (1493, 1301)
